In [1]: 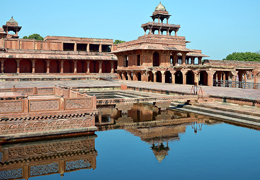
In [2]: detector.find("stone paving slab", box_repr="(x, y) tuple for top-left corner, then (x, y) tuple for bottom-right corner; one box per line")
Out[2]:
(0, 79), (259, 100)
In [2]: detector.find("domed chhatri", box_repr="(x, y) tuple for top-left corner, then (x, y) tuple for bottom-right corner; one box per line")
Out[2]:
(155, 2), (166, 11)
(7, 16), (18, 25)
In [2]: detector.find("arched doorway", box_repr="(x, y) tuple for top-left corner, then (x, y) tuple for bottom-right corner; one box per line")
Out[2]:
(20, 59), (32, 73)
(77, 61), (85, 73)
(199, 71), (208, 85)
(102, 61), (111, 73)
(147, 71), (154, 82)
(137, 72), (142, 81)
(50, 60), (60, 73)
(165, 71), (172, 83)
(153, 52), (160, 66)
(156, 71), (162, 82)
(63, 60), (74, 73)
(4, 59), (17, 73)
(175, 71), (183, 84)
(35, 60), (47, 73)
(186, 71), (194, 85)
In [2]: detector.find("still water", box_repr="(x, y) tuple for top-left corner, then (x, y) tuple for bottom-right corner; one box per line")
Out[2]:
(1, 104), (260, 180)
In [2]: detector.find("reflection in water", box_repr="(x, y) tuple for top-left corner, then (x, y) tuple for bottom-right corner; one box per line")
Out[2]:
(95, 103), (221, 163)
(0, 103), (222, 179)
(0, 135), (97, 180)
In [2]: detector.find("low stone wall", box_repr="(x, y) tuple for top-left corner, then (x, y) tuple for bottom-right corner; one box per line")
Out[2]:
(210, 95), (260, 107)
(203, 60), (260, 67)
(0, 87), (55, 95)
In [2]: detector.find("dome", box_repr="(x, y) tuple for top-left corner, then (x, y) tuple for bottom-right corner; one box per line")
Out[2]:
(155, 154), (166, 163)
(7, 16), (18, 24)
(155, 2), (166, 11)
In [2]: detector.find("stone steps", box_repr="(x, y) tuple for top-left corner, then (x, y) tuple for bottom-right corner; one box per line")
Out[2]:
(170, 101), (260, 127)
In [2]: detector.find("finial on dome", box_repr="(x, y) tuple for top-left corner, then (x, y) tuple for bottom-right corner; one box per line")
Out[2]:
(155, 2), (166, 11)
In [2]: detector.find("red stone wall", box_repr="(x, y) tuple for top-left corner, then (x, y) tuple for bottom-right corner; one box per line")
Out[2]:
(203, 60), (260, 67)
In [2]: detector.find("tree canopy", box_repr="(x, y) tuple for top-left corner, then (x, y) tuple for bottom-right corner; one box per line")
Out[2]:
(114, 40), (125, 44)
(223, 52), (260, 61)
(23, 34), (44, 41)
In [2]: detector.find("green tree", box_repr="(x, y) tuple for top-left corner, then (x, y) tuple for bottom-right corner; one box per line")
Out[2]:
(223, 52), (260, 61)
(114, 40), (125, 44)
(22, 34), (44, 40)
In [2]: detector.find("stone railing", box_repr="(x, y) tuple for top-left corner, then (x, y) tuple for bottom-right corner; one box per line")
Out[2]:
(0, 86), (55, 96)
(213, 80), (260, 89)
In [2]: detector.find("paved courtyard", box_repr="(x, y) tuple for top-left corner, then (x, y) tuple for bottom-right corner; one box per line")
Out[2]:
(0, 79), (259, 100)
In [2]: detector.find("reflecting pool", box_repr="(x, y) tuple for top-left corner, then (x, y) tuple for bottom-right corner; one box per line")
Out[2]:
(1, 104), (260, 180)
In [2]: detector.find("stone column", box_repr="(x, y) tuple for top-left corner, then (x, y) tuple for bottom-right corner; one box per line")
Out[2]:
(99, 61), (102, 73)
(46, 60), (50, 73)
(175, 31), (177, 36)
(193, 71), (199, 85)
(198, 57), (202, 64)
(99, 44), (102, 52)
(16, 59), (21, 73)
(252, 69), (259, 89)
(153, 72), (157, 82)
(110, 62), (114, 73)
(87, 44), (90, 52)
(191, 57), (195, 65)
(87, 61), (90, 73)
(1, 59), (5, 73)
(161, 71), (165, 83)
(122, 72), (126, 80)
(182, 70), (187, 85)
(60, 60), (64, 73)
(127, 72), (132, 81)
(182, 53), (186, 65)
(32, 60), (36, 73)
(74, 61), (77, 73)
(74, 43), (77, 51)
(207, 71), (215, 86)
(171, 71), (175, 84)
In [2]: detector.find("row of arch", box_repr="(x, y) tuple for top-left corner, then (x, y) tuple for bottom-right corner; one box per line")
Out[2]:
(119, 70), (209, 85)
(0, 59), (117, 73)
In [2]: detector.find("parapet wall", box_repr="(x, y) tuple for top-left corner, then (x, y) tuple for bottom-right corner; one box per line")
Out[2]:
(203, 60), (260, 67)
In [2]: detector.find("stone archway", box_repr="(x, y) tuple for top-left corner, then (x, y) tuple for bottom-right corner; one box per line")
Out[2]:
(4, 59), (17, 73)
(50, 60), (60, 73)
(175, 71), (183, 84)
(137, 72), (142, 81)
(90, 61), (99, 73)
(186, 71), (194, 85)
(63, 60), (74, 73)
(102, 61), (111, 73)
(165, 71), (172, 83)
(199, 71), (208, 85)
(156, 71), (162, 82)
(77, 61), (85, 73)
(20, 59), (32, 73)
(147, 71), (154, 82)
(153, 52), (160, 67)
(35, 60), (47, 73)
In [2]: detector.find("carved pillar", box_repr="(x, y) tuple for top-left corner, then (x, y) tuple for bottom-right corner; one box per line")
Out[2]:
(16, 59), (21, 73)
(60, 60), (64, 73)
(207, 71), (216, 86)
(99, 61), (102, 73)
(87, 44), (90, 52)
(74, 43), (77, 51)
(111, 61), (114, 73)
(182, 52), (186, 65)
(127, 72), (132, 81)
(161, 71), (165, 83)
(171, 71), (175, 84)
(153, 71), (157, 82)
(198, 57), (202, 65)
(1, 59), (5, 73)
(46, 60), (50, 73)
(182, 70), (187, 85)
(74, 60), (77, 73)
(87, 61), (90, 73)
(191, 57), (195, 65)
(99, 44), (102, 52)
(32, 60), (36, 73)
(193, 70), (199, 85)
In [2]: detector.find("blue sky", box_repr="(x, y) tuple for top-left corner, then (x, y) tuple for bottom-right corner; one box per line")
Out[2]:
(1, 0), (259, 59)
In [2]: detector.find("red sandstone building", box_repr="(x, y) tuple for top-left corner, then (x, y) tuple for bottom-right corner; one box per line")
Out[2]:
(0, 17), (117, 75)
(112, 3), (260, 86)
(0, 3), (259, 87)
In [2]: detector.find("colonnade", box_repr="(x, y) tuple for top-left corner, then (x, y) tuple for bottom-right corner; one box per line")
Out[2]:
(0, 59), (117, 74)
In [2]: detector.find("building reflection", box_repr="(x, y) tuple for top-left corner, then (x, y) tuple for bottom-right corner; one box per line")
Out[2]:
(0, 135), (97, 180)
(96, 103), (221, 162)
